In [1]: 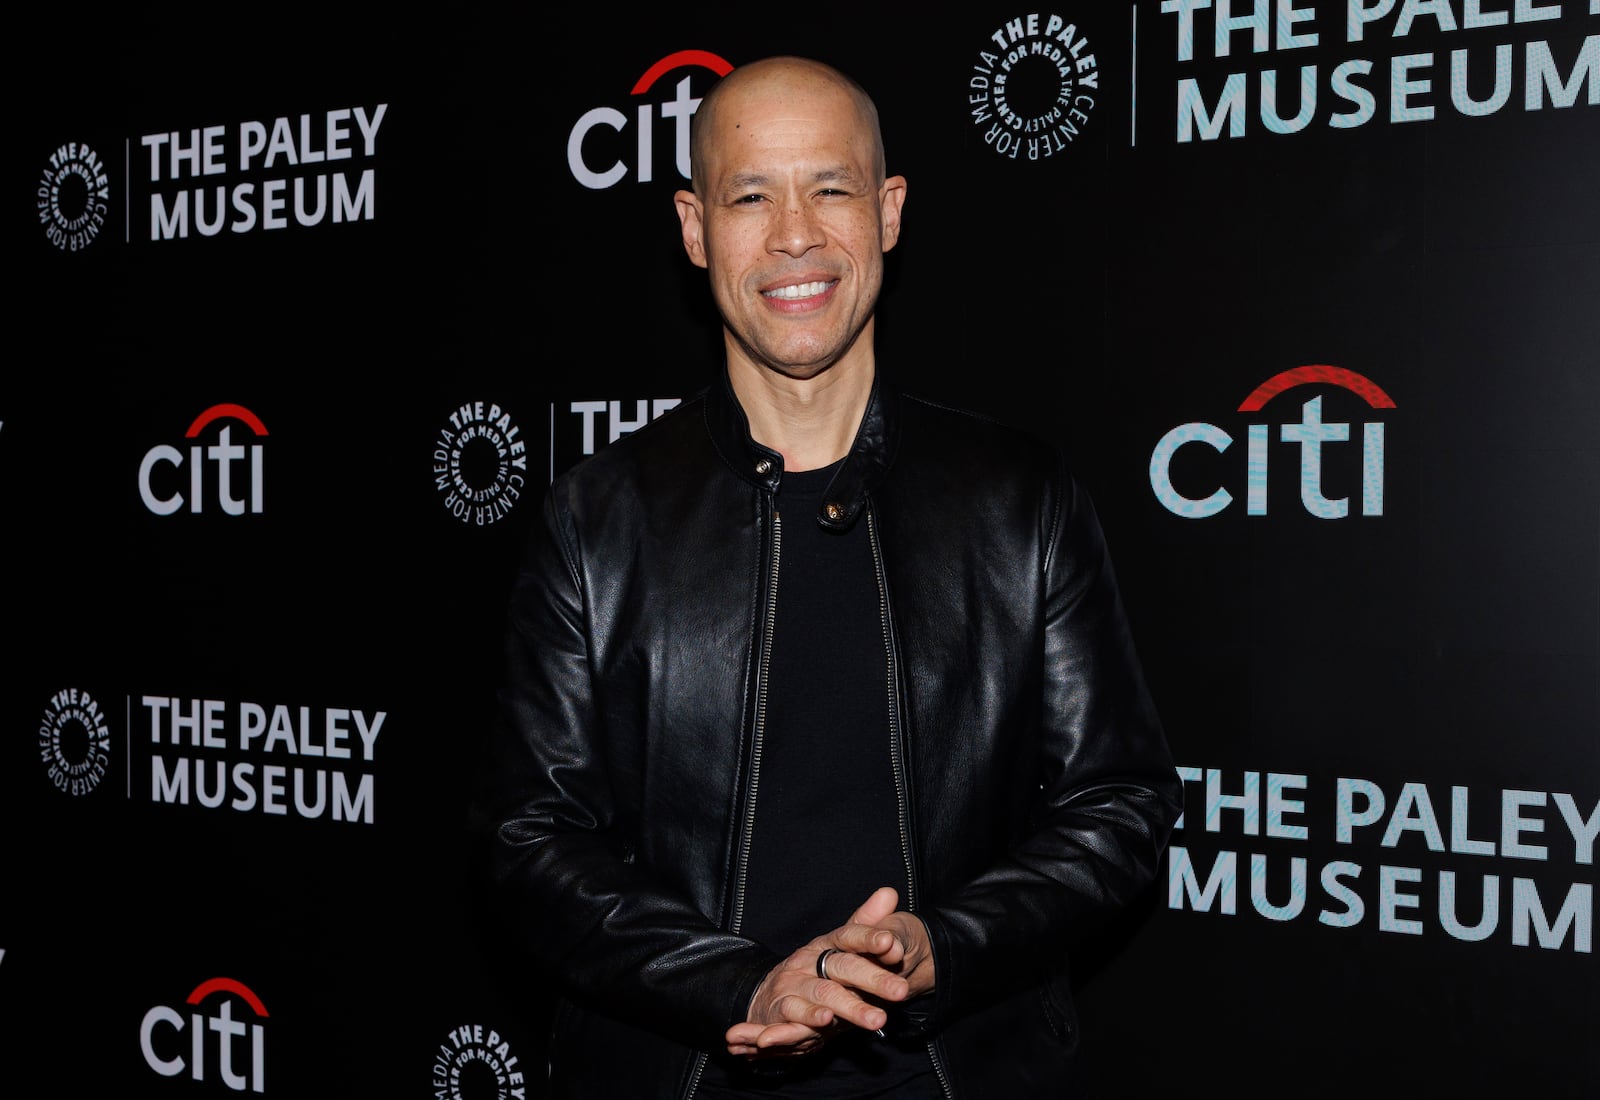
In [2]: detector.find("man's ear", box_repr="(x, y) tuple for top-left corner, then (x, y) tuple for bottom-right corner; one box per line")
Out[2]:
(675, 190), (708, 269)
(879, 175), (907, 253)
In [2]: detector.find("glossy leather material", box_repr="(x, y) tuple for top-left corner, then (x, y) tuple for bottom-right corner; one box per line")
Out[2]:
(481, 369), (1183, 1098)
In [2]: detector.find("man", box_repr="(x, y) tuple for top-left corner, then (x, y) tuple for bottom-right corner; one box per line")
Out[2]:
(481, 56), (1182, 1098)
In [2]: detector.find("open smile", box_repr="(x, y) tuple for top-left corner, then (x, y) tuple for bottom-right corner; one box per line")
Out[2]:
(762, 279), (837, 301)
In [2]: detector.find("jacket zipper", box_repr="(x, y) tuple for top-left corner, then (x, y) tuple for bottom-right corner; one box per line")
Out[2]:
(732, 506), (780, 936)
(682, 506), (783, 1100)
(867, 507), (954, 1100)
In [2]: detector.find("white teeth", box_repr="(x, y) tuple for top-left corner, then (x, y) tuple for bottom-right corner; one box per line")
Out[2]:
(764, 280), (831, 300)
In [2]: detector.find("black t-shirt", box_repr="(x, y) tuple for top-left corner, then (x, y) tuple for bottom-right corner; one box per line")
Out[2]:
(698, 462), (938, 1098)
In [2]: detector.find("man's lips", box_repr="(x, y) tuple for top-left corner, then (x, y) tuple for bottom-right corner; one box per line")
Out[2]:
(761, 279), (837, 302)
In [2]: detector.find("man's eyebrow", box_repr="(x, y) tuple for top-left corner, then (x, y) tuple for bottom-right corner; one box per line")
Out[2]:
(725, 171), (774, 192)
(810, 166), (864, 186)
(722, 166), (865, 193)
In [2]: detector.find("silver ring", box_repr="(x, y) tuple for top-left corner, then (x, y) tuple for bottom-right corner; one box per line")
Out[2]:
(816, 948), (840, 980)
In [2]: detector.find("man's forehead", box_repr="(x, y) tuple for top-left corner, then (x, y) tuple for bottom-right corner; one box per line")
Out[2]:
(691, 60), (883, 190)
(718, 113), (870, 149)
(712, 67), (863, 122)
(702, 105), (873, 163)
(713, 93), (864, 133)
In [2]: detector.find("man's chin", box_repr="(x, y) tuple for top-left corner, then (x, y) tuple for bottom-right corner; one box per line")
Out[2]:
(729, 335), (869, 384)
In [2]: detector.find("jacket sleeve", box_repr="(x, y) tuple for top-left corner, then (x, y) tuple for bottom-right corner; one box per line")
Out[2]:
(475, 486), (777, 1052)
(910, 465), (1183, 1033)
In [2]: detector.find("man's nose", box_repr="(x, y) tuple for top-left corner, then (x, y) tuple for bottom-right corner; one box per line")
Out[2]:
(767, 201), (825, 257)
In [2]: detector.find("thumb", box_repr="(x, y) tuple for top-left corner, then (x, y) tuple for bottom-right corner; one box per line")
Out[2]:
(849, 885), (900, 928)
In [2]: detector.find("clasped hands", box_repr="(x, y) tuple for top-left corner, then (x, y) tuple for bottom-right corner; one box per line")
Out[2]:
(725, 886), (935, 1059)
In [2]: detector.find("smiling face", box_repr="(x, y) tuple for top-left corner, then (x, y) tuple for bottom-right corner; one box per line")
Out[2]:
(676, 59), (906, 384)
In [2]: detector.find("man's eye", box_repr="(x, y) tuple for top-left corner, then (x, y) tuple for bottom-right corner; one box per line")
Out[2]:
(734, 194), (765, 204)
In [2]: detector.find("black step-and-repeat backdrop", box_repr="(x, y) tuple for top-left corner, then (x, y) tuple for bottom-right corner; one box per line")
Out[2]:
(7, 5), (1596, 1096)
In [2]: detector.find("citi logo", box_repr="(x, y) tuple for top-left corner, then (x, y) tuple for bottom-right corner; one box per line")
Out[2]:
(1150, 365), (1396, 519)
(139, 403), (268, 516)
(140, 977), (268, 1092)
(568, 49), (734, 189)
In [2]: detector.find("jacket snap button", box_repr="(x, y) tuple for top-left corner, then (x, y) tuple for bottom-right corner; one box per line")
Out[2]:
(824, 502), (844, 522)
(754, 458), (772, 475)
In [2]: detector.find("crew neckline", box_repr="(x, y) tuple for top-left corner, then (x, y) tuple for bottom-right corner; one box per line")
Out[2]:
(779, 458), (844, 498)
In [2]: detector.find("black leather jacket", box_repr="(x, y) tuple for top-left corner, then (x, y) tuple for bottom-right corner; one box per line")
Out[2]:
(483, 370), (1182, 1098)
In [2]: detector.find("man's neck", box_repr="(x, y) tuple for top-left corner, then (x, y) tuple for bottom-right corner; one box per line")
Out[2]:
(727, 348), (875, 473)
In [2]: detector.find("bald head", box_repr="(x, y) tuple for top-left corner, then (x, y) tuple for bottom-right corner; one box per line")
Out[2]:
(689, 56), (886, 196)
(673, 53), (906, 392)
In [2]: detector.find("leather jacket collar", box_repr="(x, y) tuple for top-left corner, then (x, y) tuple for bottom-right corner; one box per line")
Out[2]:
(703, 365), (901, 533)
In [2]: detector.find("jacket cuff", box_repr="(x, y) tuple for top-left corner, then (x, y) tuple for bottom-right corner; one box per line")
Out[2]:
(887, 908), (956, 1038)
(721, 955), (780, 1036)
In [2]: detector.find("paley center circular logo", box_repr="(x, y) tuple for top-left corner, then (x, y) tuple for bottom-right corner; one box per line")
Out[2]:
(432, 1024), (527, 1099)
(968, 12), (1101, 161)
(432, 400), (529, 527)
(39, 687), (112, 796)
(38, 141), (110, 251)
